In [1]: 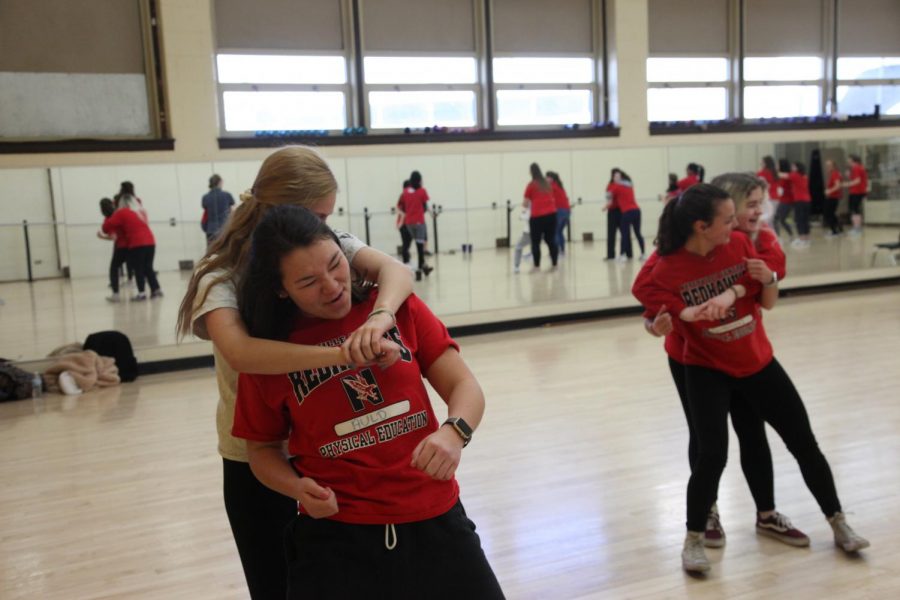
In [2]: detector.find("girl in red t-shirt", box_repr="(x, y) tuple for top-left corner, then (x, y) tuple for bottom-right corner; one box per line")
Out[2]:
(756, 155), (781, 225)
(606, 170), (645, 261)
(102, 194), (162, 300)
(633, 183), (868, 574)
(397, 171), (433, 276)
(676, 162), (704, 194)
(232, 205), (503, 599)
(843, 154), (868, 234)
(523, 163), (559, 270)
(546, 171), (571, 255)
(772, 158), (795, 239)
(784, 162), (811, 247)
(823, 159), (844, 236)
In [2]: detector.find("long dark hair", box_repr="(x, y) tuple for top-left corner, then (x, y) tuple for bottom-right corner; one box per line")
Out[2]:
(667, 173), (678, 193)
(99, 197), (115, 218)
(656, 183), (731, 256)
(530, 163), (550, 191)
(409, 171), (422, 190)
(687, 163), (705, 182)
(237, 205), (369, 341)
(609, 168), (622, 185)
(119, 181), (135, 196)
(778, 158), (791, 173)
(762, 155), (778, 180)
(545, 170), (565, 190)
(794, 162), (807, 176)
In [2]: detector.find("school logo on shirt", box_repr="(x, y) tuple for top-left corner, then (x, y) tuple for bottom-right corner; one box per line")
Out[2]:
(340, 368), (385, 412)
(679, 263), (745, 307)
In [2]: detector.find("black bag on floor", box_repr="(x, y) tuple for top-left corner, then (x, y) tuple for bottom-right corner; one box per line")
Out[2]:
(83, 331), (138, 382)
(0, 361), (35, 401)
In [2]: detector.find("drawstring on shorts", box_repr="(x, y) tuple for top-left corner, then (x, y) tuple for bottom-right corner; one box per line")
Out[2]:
(384, 523), (397, 550)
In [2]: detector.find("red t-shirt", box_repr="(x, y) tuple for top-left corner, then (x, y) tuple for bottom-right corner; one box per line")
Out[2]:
(631, 232), (771, 378)
(676, 174), (699, 193)
(779, 175), (794, 204)
(399, 187), (429, 225)
(607, 182), (639, 213)
(756, 169), (780, 200)
(102, 208), (155, 248)
(789, 173), (810, 203)
(826, 170), (843, 199)
(551, 181), (571, 211)
(849, 164), (868, 195)
(233, 292), (461, 525)
(524, 180), (557, 217)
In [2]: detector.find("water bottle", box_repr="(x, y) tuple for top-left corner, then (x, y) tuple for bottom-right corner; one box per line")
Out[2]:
(31, 373), (43, 399)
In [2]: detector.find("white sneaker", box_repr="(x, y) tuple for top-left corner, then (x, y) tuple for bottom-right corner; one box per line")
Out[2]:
(131, 293), (147, 301)
(639, 253), (647, 262)
(513, 266), (520, 274)
(682, 531), (710, 573)
(105, 293), (121, 303)
(829, 512), (870, 553)
(615, 255), (628, 263)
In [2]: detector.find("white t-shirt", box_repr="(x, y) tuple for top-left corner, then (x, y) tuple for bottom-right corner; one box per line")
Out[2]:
(190, 229), (366, 462)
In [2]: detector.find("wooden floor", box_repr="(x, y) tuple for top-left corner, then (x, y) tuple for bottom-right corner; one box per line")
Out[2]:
(1, 287), (899, 599)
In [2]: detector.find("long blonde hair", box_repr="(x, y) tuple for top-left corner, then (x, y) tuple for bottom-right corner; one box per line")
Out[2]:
(176, 145), (338, 338)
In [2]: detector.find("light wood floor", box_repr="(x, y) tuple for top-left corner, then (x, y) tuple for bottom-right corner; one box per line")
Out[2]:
(1, 287), (899, 599)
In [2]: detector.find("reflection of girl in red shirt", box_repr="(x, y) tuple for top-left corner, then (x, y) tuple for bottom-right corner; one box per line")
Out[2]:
(786, 162), (811, 246)
(844, 154), (868, 232)
(676, 162), (704, 193)
(823, 159), (844, 236)
(522, 162), (558, 270)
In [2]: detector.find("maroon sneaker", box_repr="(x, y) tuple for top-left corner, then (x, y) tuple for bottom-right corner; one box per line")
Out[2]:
(704, 506), (726, 548)
(756, 512), (810, 547)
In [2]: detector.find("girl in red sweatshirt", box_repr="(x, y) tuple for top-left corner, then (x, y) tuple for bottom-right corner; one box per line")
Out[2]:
(632, 183), (868, 574)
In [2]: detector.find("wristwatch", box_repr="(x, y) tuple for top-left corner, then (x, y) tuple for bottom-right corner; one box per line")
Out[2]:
(443, 417), (473, 447)
(765, 272), (779, 288)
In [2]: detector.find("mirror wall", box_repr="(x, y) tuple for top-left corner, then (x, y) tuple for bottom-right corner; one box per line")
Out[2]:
(1, 136), (898, 362)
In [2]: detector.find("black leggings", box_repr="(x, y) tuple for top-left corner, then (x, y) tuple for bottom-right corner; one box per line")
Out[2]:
(529, 213), (558, 267)
(684, 359), (841, 532)
(619, 209), (645, 258)
(223, 458), (298, 600)
(108, 247), (130, 294)
(668, 357), (774, 513)
(606, 208), (621, 259)
(823, 199), (843, 234)
(128, 245), (160, 293)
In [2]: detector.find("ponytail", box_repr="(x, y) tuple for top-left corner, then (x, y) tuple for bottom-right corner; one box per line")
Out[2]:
(687, 162), (705, 182)
(530, 162), (550, 191)
(655, 183), (731, 255)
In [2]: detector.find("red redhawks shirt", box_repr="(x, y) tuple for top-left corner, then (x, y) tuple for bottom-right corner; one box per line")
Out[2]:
(789, 173), (810, 202)
(753, 226), (786, 280)
(677, 174), (699, 193)
(632, 232), (771, 378)
(399, 187), (429, 225)
(634, 251), (685, 362)
(524, 180), (557, 217)
(827, 170), (843, 199)
(849, 164), (868, 195)
(551, 181), (571, 211)
(101, 208), (155, 248)
(233, 292), (460, 525)
(756, 169), (780, 200)
(606, 182), (639, 213)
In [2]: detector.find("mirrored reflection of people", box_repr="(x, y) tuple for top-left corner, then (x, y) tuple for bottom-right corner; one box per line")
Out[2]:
(97, 197), (129, 303)
(546, 171), (570, 256)
(633, 183), (868, 574)
(607, 169), (645, 262)
(823, 159), (844, 236)
(233, 205), (504, 599)
(102, 194), (162, 301)
(398, 171), (433, 277)
(176, 145), (415, 600)
(756, 156), (780, 224)
(604, 168), (624, 260)
(772, 158), (795, 240)
(677, 162), (705, 194)
(662, 173), (679, 203)
(783, 162), (811, 248)
(843, 154), (868, 235)
(396, 179), (414, 266)
(523, 163), (558, 271)
(202, 174), (236, 245)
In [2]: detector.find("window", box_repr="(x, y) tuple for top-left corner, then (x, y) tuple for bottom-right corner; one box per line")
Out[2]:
(836, 57), (900, 116)
(216, 54), (349, 132)
(493, 57), (595, 126)
(743, 85), (820, 119)
(646, 58), (729, 122)
(363, 56), (479, 130)
(743, 56), (822, 82)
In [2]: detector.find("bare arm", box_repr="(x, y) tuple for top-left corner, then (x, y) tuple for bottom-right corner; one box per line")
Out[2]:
(746, 258), (778, 310)
(205, 307), (347, 374)
(410, 349), (485, 480)
(246, 440), (338, 518)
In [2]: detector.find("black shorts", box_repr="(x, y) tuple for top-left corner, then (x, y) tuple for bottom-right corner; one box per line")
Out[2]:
(285, 500), (505, 600)
(849, 194), (865, 215)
